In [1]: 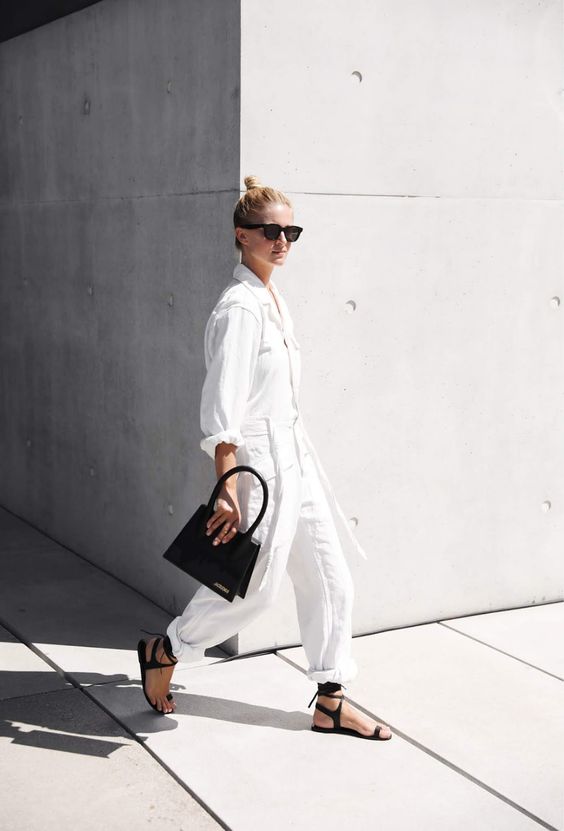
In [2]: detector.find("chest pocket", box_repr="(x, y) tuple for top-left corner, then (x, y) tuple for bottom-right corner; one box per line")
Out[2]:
(259, 322), (287, 353)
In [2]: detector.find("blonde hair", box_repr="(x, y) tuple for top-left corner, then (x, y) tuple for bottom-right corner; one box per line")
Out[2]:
(233, 175), (293, 251)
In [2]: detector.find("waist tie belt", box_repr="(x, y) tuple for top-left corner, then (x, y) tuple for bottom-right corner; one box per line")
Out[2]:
(240, 415), (367, 593)
(240, 415), (295, 592)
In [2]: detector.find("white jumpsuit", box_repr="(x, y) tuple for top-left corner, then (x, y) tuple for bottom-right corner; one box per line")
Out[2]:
(166, 262), (367, 684)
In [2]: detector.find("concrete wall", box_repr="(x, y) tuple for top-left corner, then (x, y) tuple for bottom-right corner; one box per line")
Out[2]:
(1, 0), (563, 656)
(0, 0), (241, 616)
(237, 0), (564, 651)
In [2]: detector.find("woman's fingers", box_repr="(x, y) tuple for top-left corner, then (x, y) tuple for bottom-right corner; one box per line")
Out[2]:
(213, 522), (238, 545)
(206, 516), (239, 545)
(206, 495), (241, 544)
(220, 523), (239, 543)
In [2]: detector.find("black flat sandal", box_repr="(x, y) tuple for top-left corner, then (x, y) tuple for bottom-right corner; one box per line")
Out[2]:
(308, 688), (392, 741)
(137, 631), (178, 714)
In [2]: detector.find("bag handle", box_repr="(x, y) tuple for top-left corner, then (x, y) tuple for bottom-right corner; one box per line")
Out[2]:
(206, 465), (269, 539)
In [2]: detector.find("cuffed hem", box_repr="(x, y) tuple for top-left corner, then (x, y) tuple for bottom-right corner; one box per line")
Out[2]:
(306, 655), (358, 685)
(200, 430), (245, 459)
(166, 620), (207, 664)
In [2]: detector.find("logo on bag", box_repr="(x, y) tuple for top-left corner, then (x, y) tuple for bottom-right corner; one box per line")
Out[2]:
(213, 582), (229, 594)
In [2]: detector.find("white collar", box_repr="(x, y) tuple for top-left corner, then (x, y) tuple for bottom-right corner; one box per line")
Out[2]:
(232, 262), (280, 305)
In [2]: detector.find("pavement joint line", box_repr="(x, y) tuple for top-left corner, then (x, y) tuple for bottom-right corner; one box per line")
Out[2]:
(275, 650), (560, 831)
(0, 616), (79, 687)
(438, 621), (564, 682)
(0, 615), (231, 831)
(77, 684), (232, 831)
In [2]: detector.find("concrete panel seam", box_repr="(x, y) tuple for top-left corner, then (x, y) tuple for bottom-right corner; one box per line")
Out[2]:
(78, 685), (232, 831)
(0, 188), (241, 208)
(275, 191), (564, 202)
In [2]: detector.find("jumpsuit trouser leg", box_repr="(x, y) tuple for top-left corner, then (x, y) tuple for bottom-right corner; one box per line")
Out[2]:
(166, 423), (357, 686)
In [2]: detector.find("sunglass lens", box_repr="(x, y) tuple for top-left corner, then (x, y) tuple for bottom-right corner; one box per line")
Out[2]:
(263, 225), (281, 241)
(261, 224), (302, 241)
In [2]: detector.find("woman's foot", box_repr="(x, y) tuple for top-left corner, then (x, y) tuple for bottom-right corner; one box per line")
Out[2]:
(313, 693), (392, 739)
(142, 637), (177, 714)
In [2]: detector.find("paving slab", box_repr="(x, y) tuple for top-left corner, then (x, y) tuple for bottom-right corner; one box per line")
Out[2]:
(279, 622), (564, 830)
(0, 625), (71, 700)
(0, 686), (219, 831)
(90, 652), (541, 831)
(441, 602), (564, 678)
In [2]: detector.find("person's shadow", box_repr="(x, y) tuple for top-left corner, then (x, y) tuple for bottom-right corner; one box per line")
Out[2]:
(0, 668), (312, 760)
(125, 677), (311, 733)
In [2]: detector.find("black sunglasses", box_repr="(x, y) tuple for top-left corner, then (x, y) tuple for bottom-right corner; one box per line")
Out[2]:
(239, 223), (303, 242)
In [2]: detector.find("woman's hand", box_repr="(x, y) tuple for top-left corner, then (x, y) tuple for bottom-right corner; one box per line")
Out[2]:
(205, 486), (241, 545)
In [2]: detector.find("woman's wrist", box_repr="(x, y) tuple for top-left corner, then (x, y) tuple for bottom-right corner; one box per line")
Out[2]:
(214, 442), (238, 489)
(220, 480), (238, 498)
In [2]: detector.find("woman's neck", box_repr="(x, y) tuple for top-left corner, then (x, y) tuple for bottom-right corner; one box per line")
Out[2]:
(241, 253), (273, 287)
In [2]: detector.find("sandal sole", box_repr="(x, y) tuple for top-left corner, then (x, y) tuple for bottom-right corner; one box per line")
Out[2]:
(311, 725), (392, 741)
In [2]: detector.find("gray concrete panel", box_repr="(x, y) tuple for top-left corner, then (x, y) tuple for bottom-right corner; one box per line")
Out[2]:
(0, 0), (240, 201)
(0, 0), (241, 619)
(0, 190), (240, 614)
(241, 0), (563, 198)
(235, 194), (564, 650)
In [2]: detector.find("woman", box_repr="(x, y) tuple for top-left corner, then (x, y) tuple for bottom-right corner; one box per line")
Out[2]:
(138, 176), (392, 741)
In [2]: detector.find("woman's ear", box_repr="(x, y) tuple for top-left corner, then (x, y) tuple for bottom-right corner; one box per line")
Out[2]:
(235, 227), (248, 247)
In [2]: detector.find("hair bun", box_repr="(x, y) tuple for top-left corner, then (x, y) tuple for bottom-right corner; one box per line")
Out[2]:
(244, 175), (262, 190)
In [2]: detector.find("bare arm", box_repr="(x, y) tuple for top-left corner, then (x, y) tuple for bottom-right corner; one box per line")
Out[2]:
(205, 442), (241, 544)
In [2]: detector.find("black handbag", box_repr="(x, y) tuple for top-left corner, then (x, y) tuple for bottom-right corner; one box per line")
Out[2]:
(162, 465), (269, 602)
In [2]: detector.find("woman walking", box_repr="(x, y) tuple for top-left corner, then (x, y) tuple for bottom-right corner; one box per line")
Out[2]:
(138, 176), (392, 740)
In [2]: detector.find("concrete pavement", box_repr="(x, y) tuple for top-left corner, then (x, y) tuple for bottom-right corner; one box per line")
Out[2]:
(1, 505), (562, 830)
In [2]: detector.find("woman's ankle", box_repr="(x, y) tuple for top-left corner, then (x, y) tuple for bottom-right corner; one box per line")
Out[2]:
(317, 681), (342, 696)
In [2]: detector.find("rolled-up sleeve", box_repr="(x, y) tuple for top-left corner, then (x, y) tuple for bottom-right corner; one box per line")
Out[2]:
(199, 305), (261, 459)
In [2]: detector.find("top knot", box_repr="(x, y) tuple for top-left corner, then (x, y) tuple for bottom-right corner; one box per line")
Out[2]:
(244, 175), (262, 190)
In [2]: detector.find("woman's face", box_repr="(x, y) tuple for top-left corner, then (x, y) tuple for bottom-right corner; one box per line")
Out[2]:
(236, 202), (294, 269)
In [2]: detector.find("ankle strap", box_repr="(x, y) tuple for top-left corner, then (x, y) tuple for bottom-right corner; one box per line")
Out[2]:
(307, 689), (345, 708)
(161, 635), (177, 664)
(141, 629), (177, 664)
